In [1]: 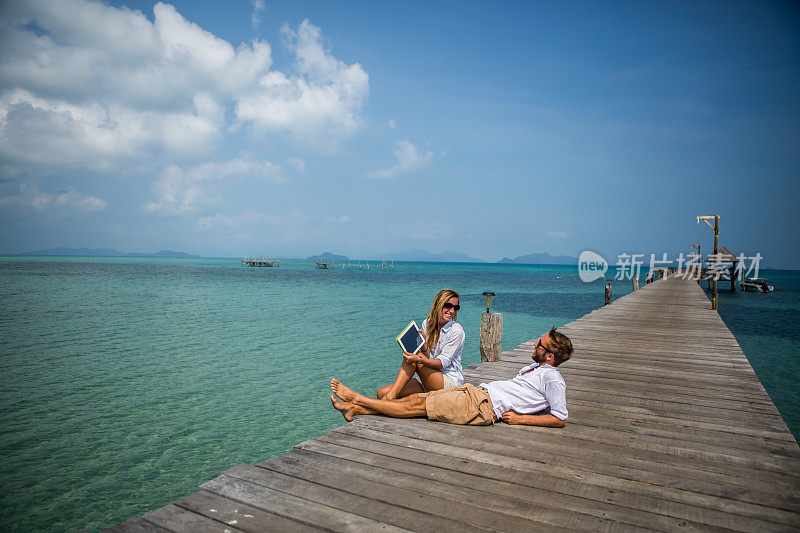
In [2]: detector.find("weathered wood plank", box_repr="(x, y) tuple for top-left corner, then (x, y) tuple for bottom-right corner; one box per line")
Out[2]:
(294, 437), (741, 531)
(257, 450), (577, 532)
(141, 504), (243, 532)
(174, 490), (322, 532)
(201, 471), (409, 532)
(310, 425), (799, 528)
(339, 417), (800, 514)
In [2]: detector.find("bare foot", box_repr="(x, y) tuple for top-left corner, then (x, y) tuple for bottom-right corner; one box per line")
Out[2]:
(330, 395), (356, 422)
(331, 378), (358, 402)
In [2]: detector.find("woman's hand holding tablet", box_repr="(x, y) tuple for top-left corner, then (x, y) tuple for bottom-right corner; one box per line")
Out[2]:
(396, 320), (425, 354)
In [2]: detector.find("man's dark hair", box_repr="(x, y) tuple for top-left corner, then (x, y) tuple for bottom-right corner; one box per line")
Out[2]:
(548, 327), (573, 366)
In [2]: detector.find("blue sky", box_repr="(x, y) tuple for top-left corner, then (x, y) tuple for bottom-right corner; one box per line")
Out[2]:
(1, 0), (798, 267)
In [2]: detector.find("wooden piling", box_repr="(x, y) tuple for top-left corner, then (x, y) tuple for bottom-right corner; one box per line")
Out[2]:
(479, 312), (502, 362)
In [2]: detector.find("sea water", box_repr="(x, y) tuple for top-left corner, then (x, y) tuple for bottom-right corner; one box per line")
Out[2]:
(0, 257), (797, 531)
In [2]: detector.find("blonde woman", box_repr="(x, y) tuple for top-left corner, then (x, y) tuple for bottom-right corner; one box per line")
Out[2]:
(377, 289), (465, 400)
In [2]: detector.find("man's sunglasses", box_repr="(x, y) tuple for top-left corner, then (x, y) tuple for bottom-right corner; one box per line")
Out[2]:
(443, 302), (461, 312)
(535, 338), (551, 354)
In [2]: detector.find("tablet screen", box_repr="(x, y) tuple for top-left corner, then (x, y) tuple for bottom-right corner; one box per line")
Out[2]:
(397, 321), (425, 354)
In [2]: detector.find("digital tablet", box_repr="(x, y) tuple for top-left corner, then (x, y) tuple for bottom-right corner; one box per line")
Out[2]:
(396, 320), (425, 354)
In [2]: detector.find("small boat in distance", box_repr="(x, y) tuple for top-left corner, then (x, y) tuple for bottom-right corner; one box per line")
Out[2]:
(740, 278), (773, 293)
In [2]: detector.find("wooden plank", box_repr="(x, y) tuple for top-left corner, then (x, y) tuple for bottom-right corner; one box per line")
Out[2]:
(336, 419), (800, 519)
(201, 471), (409, 532)
(257, 450), (573, 532)
(218, 463), (470, 532)
(173, 490), (322, 532)
(309, 426), (798, 529)
(141, 504), (243, 532)
(563, 411), (800, 456)
(293, 438), (737, 531)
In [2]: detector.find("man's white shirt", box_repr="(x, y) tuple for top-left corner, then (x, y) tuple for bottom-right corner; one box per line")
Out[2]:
(481, 363), (568, 421)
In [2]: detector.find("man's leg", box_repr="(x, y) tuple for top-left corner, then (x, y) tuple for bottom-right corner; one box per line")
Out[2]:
(331, 395), (377, 421)
(332, 379), (427, 418)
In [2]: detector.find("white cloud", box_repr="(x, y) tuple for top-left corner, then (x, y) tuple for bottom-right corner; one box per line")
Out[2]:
(287, 157), (306, 172)
(0, 89), (224, 169)
(547, 231), (568, 238)
(0, 2), (368, 168)
(366, 140), (434, 179)
(0, 182), (107, 213)
(197, 209), (318, 243)
(388, 119), (396, 129)
(325, 215), (350, 223)
(235, 20), (369, 149)
(251, 0), (265, 28)
(144, 158), (283, 215)
(198, 212), (234, 232)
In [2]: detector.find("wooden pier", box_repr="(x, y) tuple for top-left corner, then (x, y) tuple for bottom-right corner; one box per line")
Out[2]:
(110, 274), (800, 532)
(242, 258), (279, 267)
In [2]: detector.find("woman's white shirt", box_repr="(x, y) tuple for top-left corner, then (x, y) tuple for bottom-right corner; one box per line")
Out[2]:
(421, 318), (465, 386)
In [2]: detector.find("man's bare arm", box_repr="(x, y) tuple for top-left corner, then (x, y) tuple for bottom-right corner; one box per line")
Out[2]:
(501, 410), (565, 428)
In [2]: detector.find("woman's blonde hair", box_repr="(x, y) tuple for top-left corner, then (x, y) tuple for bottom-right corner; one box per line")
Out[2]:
(425, 289), (460, 352)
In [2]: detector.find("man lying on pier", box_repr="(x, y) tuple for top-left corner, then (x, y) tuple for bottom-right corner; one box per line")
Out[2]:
(331, 328), (573, 427)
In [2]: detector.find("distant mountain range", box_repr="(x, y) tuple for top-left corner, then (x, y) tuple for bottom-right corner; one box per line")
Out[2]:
(307, 251), (349, 262)
(305, 249), (577, 264)
(16, 247), (199, 258)
(375, 248), (487, 263)
(14, 246), (576, 265)
(497, 252), (578, 265)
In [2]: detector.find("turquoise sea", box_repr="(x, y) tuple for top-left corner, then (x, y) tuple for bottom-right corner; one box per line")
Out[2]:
(1, 257), (798, 531)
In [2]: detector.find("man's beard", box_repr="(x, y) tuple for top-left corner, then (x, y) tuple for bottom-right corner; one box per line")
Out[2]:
(533, 351), (547, 364)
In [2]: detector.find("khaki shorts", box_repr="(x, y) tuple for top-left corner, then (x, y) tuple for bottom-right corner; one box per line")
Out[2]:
(419, 384), (495, 426)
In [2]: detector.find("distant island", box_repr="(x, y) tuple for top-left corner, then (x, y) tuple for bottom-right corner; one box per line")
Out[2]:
(307, 251), (349, 262)
(16, 247), (199, 258)
(497, 252), (578, 265)
(15, 246), (577, 265)
(374, 248), (486, 263)
(305, 249), (575, 264)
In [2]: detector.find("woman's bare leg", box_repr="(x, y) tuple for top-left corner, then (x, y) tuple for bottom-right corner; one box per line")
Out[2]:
(382, 358), (419, 400)
(417, 365), (445, 392)
(377, 378), (424, 399)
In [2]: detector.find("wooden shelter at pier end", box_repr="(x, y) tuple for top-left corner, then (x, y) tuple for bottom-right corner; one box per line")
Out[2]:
(704, 245), (741, 292)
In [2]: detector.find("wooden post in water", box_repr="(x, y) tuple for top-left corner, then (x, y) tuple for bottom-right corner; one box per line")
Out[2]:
(480, 312), (502, 362)
(604, 280), (613, 305)
(480, 292), (501, 362)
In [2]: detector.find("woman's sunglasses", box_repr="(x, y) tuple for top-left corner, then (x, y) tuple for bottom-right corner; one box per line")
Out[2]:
(443, 302), (461, 312)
